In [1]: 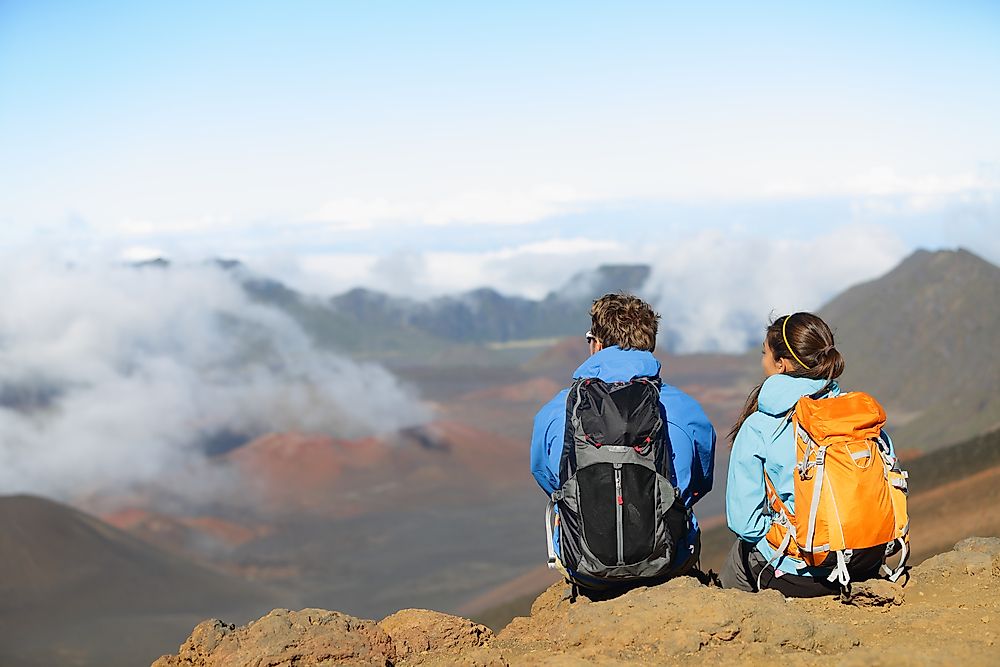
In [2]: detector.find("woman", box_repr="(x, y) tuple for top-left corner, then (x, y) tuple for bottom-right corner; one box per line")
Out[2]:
(719, 312), (889, 596)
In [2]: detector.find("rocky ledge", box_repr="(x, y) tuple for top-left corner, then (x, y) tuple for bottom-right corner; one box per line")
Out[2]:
(154, 537), (1000, 666)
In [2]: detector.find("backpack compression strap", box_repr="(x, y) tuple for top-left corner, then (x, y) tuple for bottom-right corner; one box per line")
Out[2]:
(545, 497), (558, 569)
(763, 470), (799, 556)
(881, 535), (909, 582)
(760, 468), (801, 584)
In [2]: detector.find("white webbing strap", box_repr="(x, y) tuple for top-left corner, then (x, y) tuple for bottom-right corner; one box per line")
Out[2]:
(545, 498), (558, 569)
(883, 538), (909, 582)
(803, 447), (826, 551)
(756, 528), (792, 592)
(569, 381), (586, 431)
(795, 423), (815, 478)
(875, 433), (892, 457)
(827, 549), (851, 587)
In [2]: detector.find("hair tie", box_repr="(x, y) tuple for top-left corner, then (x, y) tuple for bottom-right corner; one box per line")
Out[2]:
(782, 315), (812, 370)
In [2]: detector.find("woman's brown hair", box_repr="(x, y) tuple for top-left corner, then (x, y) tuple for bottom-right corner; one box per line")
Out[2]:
(727, 312), (846, 444)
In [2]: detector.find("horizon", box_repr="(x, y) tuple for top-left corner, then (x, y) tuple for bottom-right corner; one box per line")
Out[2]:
(110, 242), (989, 298)
(1, 1), (998, 306)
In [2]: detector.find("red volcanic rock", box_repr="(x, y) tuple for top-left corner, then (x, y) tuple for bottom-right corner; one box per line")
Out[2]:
(227, 432), (391, 514)
(409, 421), (526, 486)
(102, 508), (268, 554)
(214, 420), (532, 519)
(183, 516), (266, 547)
(103, 508), (200, 549)
(103, 507), (158, 531)
(230, 432), (388, 484)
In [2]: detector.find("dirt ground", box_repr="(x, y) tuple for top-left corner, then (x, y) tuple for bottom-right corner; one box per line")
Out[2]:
(155, 537), (1000, 666)
(490, 539), (1000, 666)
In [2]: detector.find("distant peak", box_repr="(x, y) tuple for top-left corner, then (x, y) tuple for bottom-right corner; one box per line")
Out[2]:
(899, 247), (995, 270)
(554, 263), (652, 302)
(130, 257), (171, 269)
(211, 258), (245, 271)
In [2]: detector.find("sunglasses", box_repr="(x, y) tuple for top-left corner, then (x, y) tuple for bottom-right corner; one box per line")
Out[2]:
(585, 330), (597, 343)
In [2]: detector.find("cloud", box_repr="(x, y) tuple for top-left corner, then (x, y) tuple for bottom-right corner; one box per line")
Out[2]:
(309, 185), (582, 228)
(0, 259), (428, 504)
(294, 237), (625, 299)
(843, 165), (1000, 199)
(640, 225), (908, 352)
(761, 164), (1000, 203)
(120, 245), (167, 262)
(284, 225), (909, 354)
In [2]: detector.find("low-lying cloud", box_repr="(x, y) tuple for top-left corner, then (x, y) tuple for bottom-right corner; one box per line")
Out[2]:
(0, 259), (428, 503)
(287, 225), (908, 353)
(641, 225), (907, 352)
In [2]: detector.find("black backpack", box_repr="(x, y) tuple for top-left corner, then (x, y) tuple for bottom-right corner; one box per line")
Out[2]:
(547, 376), (689, 586)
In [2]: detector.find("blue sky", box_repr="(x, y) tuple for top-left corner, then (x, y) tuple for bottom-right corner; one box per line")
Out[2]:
(1, 1), (998, 307)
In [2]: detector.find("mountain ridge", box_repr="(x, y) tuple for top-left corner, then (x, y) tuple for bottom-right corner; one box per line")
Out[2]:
(134, 258), (654, 355)
(819, 247), (1000, 450)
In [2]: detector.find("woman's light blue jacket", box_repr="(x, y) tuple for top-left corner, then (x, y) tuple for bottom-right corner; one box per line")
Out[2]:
(726, 374), (895, 576)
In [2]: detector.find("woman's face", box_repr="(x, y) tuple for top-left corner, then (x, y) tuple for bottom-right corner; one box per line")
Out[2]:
(761, 339), (785, 377)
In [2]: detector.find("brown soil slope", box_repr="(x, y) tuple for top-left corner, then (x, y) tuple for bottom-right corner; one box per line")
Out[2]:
(0, 495), (281, 667)
(155, 537), (1000, 666)
(0, 495), (270, 616)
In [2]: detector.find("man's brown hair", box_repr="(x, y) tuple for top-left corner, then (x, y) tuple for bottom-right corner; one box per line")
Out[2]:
(590, 293), (660, 352)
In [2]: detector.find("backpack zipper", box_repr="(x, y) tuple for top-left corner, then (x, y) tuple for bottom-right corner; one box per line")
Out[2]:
(614, 463), (624, 566)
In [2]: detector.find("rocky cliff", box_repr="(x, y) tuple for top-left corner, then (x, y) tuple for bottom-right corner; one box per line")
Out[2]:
(154, 537), (1000, 666)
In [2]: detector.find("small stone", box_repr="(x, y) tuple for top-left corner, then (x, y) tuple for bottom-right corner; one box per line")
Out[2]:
(844, 580), (905, 608)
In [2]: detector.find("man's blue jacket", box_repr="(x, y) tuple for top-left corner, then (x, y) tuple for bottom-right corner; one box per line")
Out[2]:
(530, 346), (717, 567)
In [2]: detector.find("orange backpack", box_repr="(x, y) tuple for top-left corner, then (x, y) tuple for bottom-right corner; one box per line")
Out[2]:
(762, 392), (909, 588)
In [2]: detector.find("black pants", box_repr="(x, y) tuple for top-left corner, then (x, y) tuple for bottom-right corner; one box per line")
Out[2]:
(719, 539), (884, 598)
(568, 532), (702, 599)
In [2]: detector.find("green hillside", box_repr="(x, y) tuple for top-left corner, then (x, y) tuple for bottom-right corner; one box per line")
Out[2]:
(241, 264), (650, 361)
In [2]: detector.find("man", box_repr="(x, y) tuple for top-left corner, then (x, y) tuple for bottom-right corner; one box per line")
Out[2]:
(530, 293), (716, 589)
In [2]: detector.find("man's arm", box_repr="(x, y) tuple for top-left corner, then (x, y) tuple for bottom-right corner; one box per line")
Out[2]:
(529, 389), (569, 497)
(661, 386), (716, 507)
(687, 411), (716, 504)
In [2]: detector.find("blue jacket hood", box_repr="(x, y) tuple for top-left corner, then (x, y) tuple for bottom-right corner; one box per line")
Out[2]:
(572, 346), (661, 382)
(757, 374), (840, 415)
